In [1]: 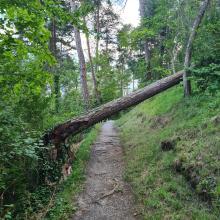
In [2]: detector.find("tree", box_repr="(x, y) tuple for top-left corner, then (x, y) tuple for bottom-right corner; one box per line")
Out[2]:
(94, 0), (101, 75)
(90, 0), (121, 102)
(84, 17), (101, 104)
(49, 18), (61, 113)
(70, 0), (90, 109)
(44, 71), (183, 146)
(183, 0), (211, 96)
(117, 25), (132, 96)
(138, 0), (155, 80)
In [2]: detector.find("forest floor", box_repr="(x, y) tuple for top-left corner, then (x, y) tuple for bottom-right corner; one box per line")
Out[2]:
(72, 121), (138, 220)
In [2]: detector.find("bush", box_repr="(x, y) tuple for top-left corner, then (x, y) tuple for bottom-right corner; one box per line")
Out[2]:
(192, 63), (220, 94)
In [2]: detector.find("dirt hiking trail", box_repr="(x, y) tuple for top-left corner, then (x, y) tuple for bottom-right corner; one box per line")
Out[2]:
(72, 121), (138, 220)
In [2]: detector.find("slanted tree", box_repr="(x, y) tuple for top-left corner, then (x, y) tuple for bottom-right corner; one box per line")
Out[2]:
(44, 70), (184, 146)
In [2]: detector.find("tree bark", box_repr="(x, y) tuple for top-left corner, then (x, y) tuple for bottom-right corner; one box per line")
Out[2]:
(71, 1), (90, 109)
(183, 0), (211, 96)
(44, 70), (184, 146)
(170, 34), (181, 75)
(50, 18), (60, 113)
(95, 1), (101, 74)
(54, 74), (60, 113)
(144, 42), (152, 80)
(139, 0), (154, 18)
(139, 0), (153, 80)
(84, 17), (101, 104)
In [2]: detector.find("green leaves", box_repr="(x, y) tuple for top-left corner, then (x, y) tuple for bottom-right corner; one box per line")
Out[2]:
(128, 26), (155, 50)
(191, 64), (220, 94)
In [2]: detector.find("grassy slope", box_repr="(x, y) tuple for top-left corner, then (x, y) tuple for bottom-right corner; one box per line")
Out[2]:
(117, 86), (220, 220)
(44, 124), (101, 220)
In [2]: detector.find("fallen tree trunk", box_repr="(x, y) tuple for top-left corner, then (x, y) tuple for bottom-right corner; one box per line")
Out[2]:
(44, 71), (183, 146)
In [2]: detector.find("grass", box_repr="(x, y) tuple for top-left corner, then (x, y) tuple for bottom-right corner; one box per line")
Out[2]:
(44, 124), (101, 220)
(117, 86), (220, 219)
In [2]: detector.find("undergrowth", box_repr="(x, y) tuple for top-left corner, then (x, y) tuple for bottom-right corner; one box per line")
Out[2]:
(39, 124), (100, 220)
(117, 85), (220, 219)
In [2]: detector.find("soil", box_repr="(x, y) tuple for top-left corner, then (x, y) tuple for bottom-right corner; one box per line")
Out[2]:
(72, 121), (138, 220)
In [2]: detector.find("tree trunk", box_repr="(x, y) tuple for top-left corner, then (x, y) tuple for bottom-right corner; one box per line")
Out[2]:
(54, 74), (60, 113)
(95, 1), (101, 74)
(144, 42), (152, 80)
(139, 0), (154, 18)
(120, 65), (124, 97)
(71, 1), (90, 109)
(50, 18), (60, 113)
(183, 0), (210, 96)
(84, 17), (101, 104)
(171, 34), (180, 74)
(139, 0), (153, 80)
(44, 70), (184, 146)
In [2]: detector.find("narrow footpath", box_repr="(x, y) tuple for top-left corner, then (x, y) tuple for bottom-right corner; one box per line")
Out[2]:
(72, 121), (137, 220)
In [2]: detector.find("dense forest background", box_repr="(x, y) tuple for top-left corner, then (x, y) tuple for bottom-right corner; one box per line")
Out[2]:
(0, 0), (219, 219)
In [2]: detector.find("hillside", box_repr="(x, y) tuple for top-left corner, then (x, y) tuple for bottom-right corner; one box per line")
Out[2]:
(117, 86), (220, 219)
(1, 0), (219, 218)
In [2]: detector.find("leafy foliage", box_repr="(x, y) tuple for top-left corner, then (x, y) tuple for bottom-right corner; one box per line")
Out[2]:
(0, 0), (219, 218)
(192, 64), (220, 94)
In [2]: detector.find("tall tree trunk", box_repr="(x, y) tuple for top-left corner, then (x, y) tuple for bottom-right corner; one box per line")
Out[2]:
(71, 1), (90, 109)
(139, 0), (152, 80)
(183, 0), (211, 96)
(144, 42), (152, 80)
(139, 0), (154, 17)
(171, 34), (180, 74)
(54, 74), (60, 113)
(95, 1), (100, 74)
(84, 17), (101, 104)
(120, 65), (124, 97)
(74, 27), (90, 109)
(50, 18), (60, 113)
(44, 71), (184, 146)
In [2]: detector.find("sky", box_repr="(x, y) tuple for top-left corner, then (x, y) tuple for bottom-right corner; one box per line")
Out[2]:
(120, 0), (140, 27)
